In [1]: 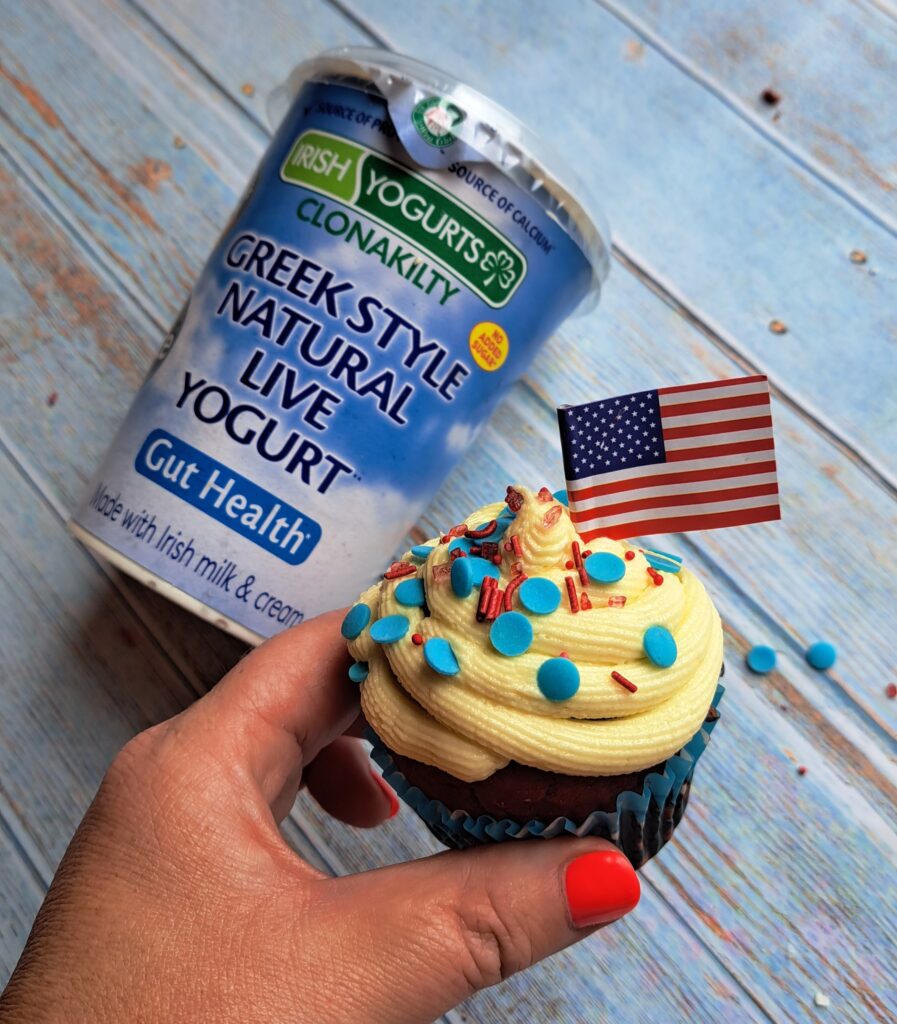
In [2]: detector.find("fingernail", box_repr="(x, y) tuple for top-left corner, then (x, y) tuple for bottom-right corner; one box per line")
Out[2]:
(565, 849), (640, 928)
(370, 769), (400, 819)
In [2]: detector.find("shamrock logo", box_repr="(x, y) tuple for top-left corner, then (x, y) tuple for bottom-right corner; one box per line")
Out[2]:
(482, 250), (517, 290)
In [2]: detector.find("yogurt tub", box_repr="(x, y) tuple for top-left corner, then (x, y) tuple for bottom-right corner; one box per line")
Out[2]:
(70, 47), (611, 645)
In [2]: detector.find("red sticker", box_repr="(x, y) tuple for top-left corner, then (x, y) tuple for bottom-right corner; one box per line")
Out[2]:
(607, 595), (627, 607)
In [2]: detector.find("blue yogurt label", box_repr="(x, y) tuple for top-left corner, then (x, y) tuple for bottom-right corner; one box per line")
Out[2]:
(72, 78), (594, 639)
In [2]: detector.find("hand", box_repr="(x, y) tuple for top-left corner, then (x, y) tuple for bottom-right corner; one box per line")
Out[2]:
(0, 611), (640, 1024)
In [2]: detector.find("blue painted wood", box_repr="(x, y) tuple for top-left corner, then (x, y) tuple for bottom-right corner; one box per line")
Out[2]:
(616, 0), (897, 227)
(325, 0), (897, 483)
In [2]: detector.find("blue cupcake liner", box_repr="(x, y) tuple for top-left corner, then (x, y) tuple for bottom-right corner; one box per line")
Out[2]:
(368, 683), (724, 865)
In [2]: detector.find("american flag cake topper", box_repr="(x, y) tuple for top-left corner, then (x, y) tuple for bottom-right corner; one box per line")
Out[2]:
(557, 374), (780, 541)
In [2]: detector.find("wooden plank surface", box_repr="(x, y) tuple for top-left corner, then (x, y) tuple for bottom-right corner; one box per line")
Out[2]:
(1, 0), (896, 1020)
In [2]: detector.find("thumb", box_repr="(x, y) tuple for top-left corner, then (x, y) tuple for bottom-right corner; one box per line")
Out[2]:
(321, 838), (639, 1022)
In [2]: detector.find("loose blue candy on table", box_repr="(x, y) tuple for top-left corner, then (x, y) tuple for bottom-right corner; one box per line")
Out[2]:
(340, 603), (371, 639)
(746, 645), (777, 674)
(537, 658), (580, 701)
(394, 577), (426, 606)
(806, 641), (837, 670)
(643, 625), (678, 667)
(348, 661), (368, 683)
(584, 551), (626, 584)
(451, 556), (474, 597)
(411, 544), (435, 559)
(424, 637), (460, 676)
(519, 577), (562, 615)
(369, 614), (410, 644)
(490, 611), (533, 657)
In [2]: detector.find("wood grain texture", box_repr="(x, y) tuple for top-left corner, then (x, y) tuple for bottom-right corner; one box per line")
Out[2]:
(333, 0), (897, 482)
(1, 0), (896, 1020)
(616, 0), (897, 225)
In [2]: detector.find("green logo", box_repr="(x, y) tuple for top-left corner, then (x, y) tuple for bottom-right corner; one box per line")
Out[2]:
(411, 96), (466, 148)
(281, 129), (527, 308)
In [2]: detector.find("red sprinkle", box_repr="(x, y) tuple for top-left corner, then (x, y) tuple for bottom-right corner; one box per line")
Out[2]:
(647, 567), (664, 586)
(466, 519), (497, 539)
(476, 576), (496, 622)
(492, 554), (503, 565)
(486, 586), (504, 621)
(503, 573), (527, 610)
(480, 542), (499, 560)
(565, 576), (579, 612)
(580, 592), (592, 610)
(504, 541), (513, 553)
(607, 595), (627, 608)
(506, 487), (524, 512)
(450, 548), (467, 561)
(384, 561), (417, 579)
(797, 766), (807, 776)
(565, 559), (575, 570)
(886, 683), (897, 699)
(411, 633), (424, 646)
(572, 541), (588, 587)
(559, 650), (569, 658)
(583, 550), (592, 558)
(511, 535), (523, 558)
(624, 550), (636, 561)
(537, 486), (553, 502)
(611, 671), (638, 693)
(470, 545), (482, 556)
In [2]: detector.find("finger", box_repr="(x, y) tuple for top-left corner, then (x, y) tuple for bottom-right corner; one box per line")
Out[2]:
(302, 737), (398, 827)
(168, 609), (357, 810)
(318, 838), (639, 1022)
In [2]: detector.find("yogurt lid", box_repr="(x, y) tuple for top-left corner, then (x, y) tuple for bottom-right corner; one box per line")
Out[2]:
(269, 47), (611, 311)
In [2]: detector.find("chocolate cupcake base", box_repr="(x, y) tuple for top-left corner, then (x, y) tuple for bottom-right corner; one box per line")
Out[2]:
(369, 676), (724, 869)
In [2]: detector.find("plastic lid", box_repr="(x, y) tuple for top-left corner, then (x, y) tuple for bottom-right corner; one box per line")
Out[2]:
(269, 47), (611, 311)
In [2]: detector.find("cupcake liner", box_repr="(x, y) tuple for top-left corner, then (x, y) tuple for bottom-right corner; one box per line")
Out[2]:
(368, 682), (724, 868)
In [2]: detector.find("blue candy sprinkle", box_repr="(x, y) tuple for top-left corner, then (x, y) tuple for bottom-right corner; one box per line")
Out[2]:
(519, 577), (562, 615)
(643, 625), (678, 668)
(806, 641), (837, 671)
(746, 645), (777, 674)
(411, 544), (435, 559)
(340, 603), (371, 639)
(643, 550), (682, 574)
(424, 637), (460, 676)
(369, 614), (410, 644)
(584, 551), (626, 584)
(490, 611), (534, 657)
(537, 658), (580, 701)
(552, 489), (569, 506)
(448, 537), (473, 554)
(451, 556), (474, 597)
(348, 661), (369, 683)
(395, 577), (426, 607)
(469, 557), (501, 587)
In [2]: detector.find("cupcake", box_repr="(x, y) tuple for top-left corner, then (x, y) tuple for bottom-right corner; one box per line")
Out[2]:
(344, 485), (724, 866)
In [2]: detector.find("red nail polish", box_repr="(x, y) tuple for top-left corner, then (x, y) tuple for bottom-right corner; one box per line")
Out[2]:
(370, 770), (400, 819)
(565, 849), (640, 928)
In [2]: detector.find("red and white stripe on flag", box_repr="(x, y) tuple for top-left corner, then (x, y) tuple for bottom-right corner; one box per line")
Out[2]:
(566, 375), (780, 541)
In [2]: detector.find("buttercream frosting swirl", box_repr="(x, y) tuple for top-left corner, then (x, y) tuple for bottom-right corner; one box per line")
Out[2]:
(349, 486), (723, 782)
